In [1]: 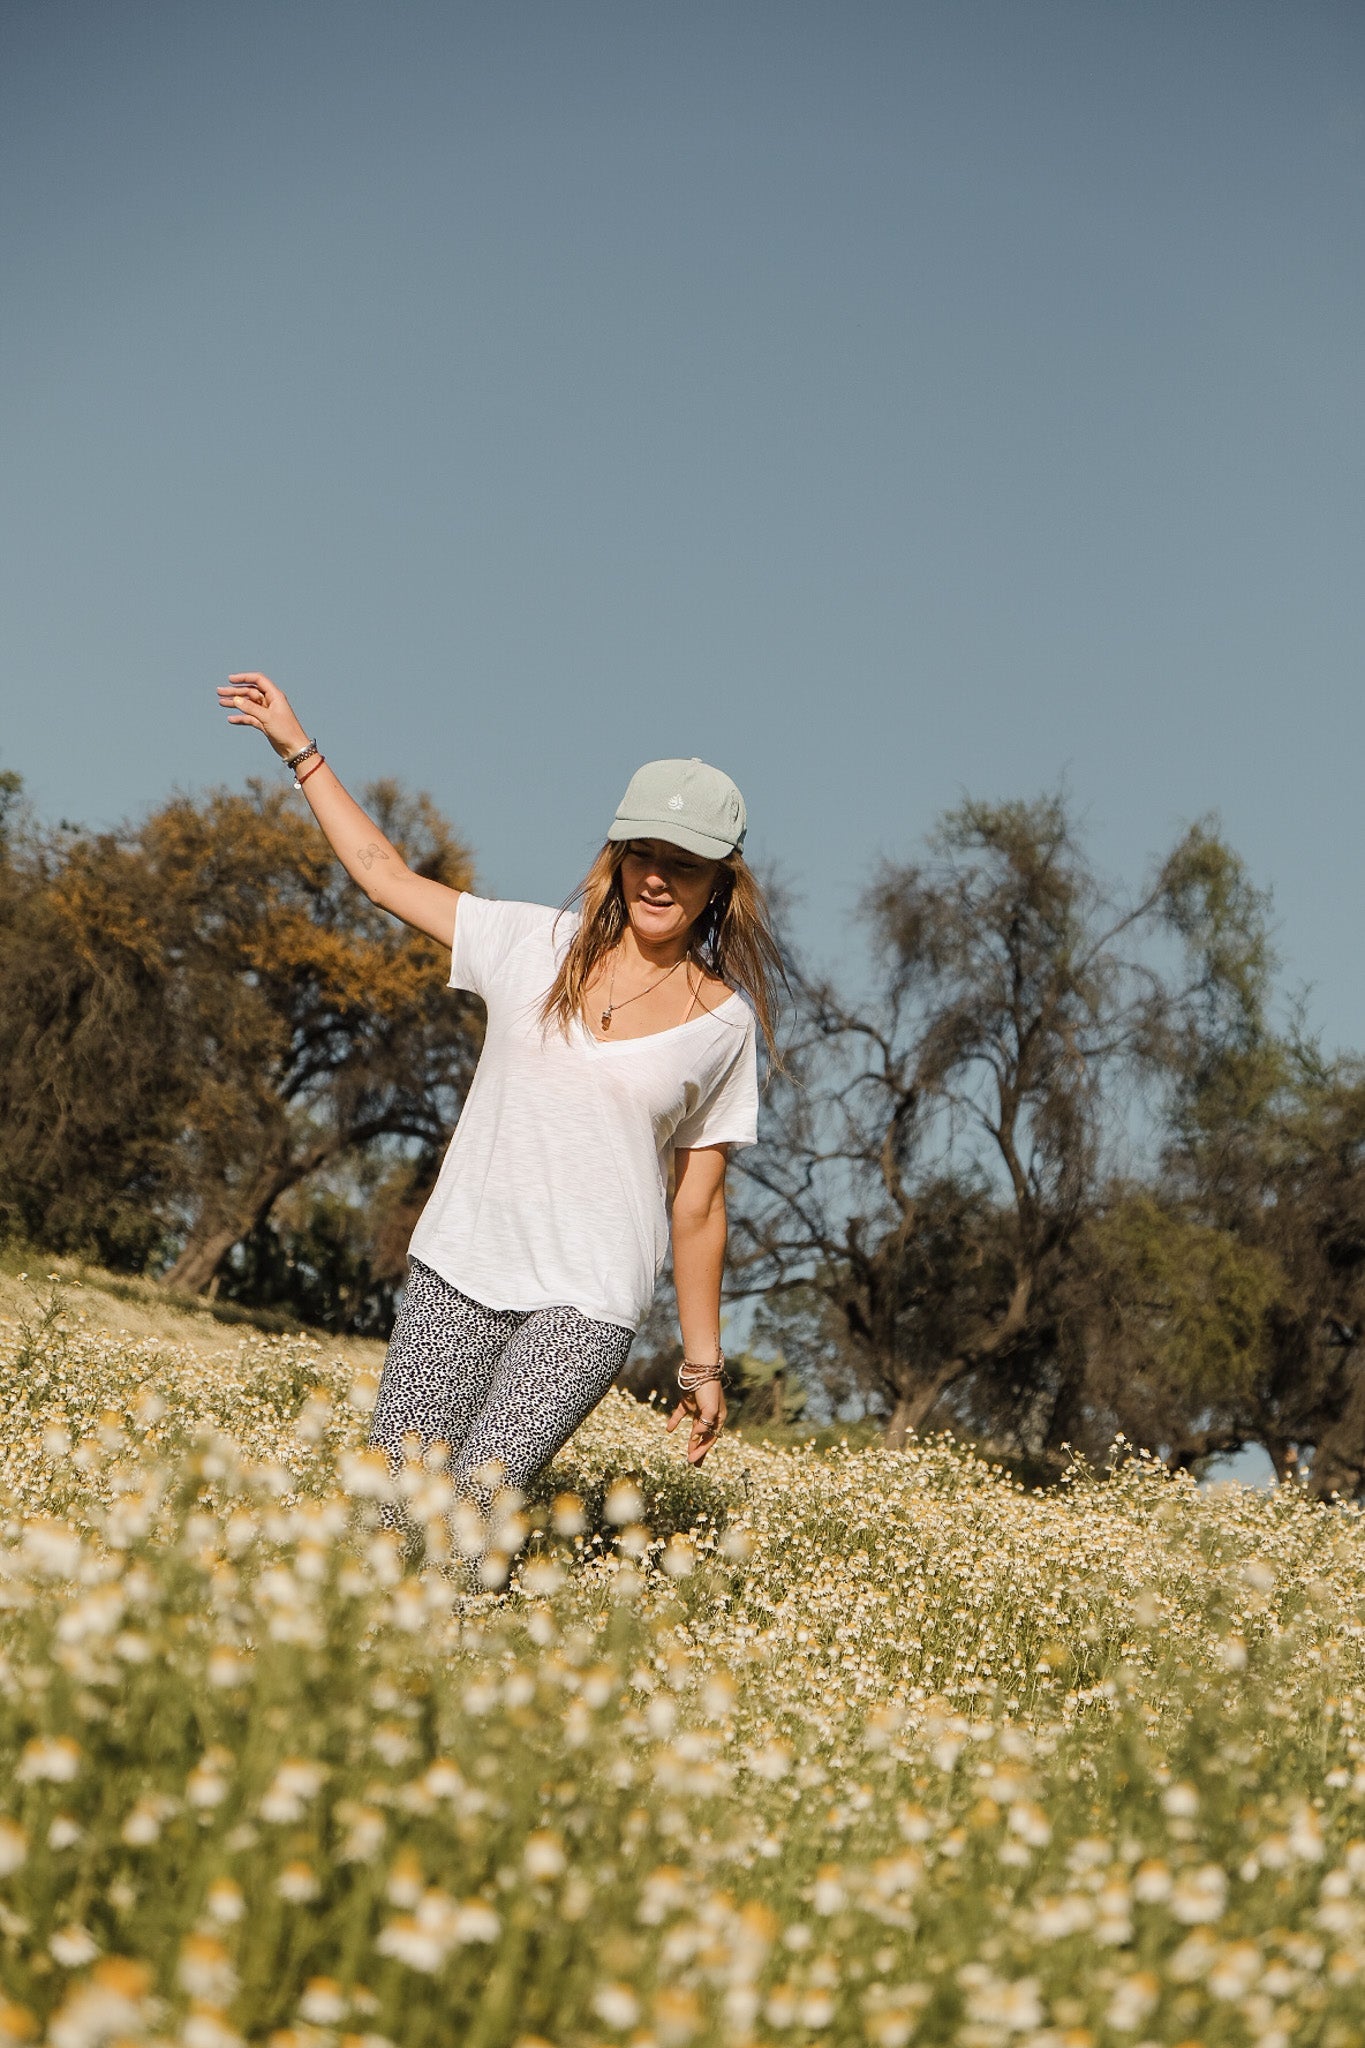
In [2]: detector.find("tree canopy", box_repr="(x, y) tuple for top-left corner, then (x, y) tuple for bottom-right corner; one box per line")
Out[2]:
(0, 774), (480, 1314)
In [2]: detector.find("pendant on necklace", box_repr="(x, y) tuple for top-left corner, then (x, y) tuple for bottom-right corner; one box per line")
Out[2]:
(600, 1008), (613, 1030)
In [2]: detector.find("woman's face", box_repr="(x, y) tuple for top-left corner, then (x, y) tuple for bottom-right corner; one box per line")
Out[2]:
(619, 839), (723, 949)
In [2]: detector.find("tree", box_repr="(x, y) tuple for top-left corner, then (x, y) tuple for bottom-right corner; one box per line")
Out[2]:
(735, 794), (1273, 1452)
(1070, 1191), (1284, 1471)
(747, 1279), (865, 1422)
(142, 779), (479, 1292)
(215, 1158), (423, 1336)
(0, 795), (183, 1269)
(1158, 1043), (1365, 1498)
(0, 769), (22, 850)
(0, 777), (482, 1301)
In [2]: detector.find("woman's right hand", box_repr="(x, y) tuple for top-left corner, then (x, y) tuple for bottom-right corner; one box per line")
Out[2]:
(217, 673), (310, 762)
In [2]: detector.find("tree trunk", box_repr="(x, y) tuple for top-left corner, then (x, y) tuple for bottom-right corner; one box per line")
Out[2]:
(1307, 1437), (1365, 1503)
(164, 1220), (255, 1295)
(884, 1396), (919, 1448)
(1266, 1440), (1300, 1485)
(1305, 1362), (1365, 1502)
(162, 1155), (299, 1295)
(161, 1135), (352, 1296)
(883, 1363), (966, 1447)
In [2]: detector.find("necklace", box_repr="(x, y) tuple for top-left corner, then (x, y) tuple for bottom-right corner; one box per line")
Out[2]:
(600, 953), (687, 1031)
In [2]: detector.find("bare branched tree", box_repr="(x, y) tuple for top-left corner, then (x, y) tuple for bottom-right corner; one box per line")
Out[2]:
(734, 794), (1271, 1451)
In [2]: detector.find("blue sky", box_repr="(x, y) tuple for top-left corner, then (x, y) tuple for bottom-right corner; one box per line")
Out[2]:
(3, 0), (1364, 1046)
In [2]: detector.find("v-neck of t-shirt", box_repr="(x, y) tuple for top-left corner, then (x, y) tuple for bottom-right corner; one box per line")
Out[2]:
(576, 991), (745, 1050)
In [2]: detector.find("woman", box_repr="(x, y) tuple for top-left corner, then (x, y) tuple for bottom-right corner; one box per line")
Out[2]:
(218, 673), (782, 1499)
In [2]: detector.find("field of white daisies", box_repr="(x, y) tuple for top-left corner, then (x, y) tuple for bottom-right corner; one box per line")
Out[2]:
(3, 1283), (1365, 2048)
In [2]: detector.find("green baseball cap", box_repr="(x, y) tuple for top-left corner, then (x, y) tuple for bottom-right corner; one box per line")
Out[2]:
(607, 757), (748, 860)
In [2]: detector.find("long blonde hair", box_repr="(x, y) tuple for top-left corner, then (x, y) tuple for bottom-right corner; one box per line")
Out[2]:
(541, 842), (786, 1062)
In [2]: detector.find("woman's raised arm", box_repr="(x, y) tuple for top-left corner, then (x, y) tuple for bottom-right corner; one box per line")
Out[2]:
(218, 672), (460, 950)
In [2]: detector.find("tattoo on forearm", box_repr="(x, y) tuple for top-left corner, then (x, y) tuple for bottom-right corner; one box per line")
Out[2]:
(357, 844), (391, 871)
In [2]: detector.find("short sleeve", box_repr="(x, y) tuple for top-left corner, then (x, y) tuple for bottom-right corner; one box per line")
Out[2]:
(449, 898), (561, 1000)
(673, 1009), (761, 1152)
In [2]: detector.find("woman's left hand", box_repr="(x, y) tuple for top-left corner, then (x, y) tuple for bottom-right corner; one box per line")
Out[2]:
(667, 1377), (727, 1465)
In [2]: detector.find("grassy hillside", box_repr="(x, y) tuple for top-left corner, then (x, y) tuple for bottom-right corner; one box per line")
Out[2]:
(0, 1247), (392, 1361)
(1, 1278), (1362, 2046)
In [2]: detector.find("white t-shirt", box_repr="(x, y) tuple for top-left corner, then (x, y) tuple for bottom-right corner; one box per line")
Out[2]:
(408, 897), (761, 1331)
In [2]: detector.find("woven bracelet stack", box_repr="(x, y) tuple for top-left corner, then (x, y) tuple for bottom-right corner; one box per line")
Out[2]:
(285, 738), (322, 790)
(677, 1350), (726, 1391)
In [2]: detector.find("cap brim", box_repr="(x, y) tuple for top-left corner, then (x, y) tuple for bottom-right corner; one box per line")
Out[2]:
(607, 817), (739, 859)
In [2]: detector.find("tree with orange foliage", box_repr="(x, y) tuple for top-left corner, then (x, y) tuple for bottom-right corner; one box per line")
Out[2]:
(0, 776), (185, 1269)
(0, 775), (480, 1297)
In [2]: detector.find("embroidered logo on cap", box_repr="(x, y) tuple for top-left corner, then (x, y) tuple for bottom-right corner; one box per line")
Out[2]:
(668, 794), (684, 810)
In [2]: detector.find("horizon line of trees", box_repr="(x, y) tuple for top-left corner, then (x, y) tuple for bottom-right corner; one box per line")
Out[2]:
(4, 765), (1365, 1497)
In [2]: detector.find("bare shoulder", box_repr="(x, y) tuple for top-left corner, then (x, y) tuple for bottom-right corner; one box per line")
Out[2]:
(692, 966), (739, 1017)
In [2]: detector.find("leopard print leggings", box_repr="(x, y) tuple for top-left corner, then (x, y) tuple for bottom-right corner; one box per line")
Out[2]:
(369, 1259), (634, 1495)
